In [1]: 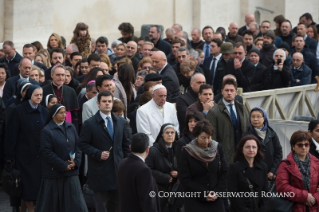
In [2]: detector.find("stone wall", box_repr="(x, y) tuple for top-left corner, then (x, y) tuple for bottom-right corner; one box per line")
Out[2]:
(1, 0), (318, 53)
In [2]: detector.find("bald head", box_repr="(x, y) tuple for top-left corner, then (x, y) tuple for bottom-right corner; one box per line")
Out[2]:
(228, 22), (239, 37)
(292, 52), (304, 68)
(191, 28), (202, 43)
(66, 44), (79, 60)
(151, 51), (167, 71)
(127, 41), (137, 58)
(190, 73), (206, 93)
(165, 28), (176, 43)
(245, 14), (255, 26)
(19, 58), (32, 78)
(172, 24), (183, 33)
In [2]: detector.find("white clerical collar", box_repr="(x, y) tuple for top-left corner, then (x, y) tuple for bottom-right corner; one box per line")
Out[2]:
(52, 82), (62, 89)
(312, 138), (319, 152)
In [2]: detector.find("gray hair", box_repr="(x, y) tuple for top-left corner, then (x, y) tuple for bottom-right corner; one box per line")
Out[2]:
(150, 25), (162, 33)
(189, 49), (199, 60)
(172, 24), (183, 32)
(86, 82), (96, 91)
(137, 70), (148, 78)
(178, 46), (189, 54)
(51, 64), (66, 74)
(69, 44), (79, 52)
(190, 73), (205, 82)
(91, 38), (96, 45)
(273, 49), (286, 61)
(111, 40), (122, 48)
(249, 22), (259, 29)
(165, 28), (176, 34)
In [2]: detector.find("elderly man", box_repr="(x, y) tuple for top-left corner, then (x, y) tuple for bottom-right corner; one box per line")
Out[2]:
(126, 41), (139, 70)
(2, 58), (39, 102)
(238, 14), (255, 36)
(291, 52), (312, 86)
(225, 22), (243, 43)
(142, 41), (154, 58)
(42, 64), (79, 130)
(65, 43), (79, 66)
(164, 28), (176, 44)
(151, 51), (180, 102)
(176, 73), (206, 132)
(136, 84), (179, 146)
(264, 49), (292, 89)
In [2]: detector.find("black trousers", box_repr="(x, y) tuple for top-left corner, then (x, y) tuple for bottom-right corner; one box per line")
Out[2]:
(94, 190), (118, 212)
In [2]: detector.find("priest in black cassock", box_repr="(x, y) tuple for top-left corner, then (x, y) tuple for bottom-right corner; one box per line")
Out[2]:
(42, 64), (79, 131)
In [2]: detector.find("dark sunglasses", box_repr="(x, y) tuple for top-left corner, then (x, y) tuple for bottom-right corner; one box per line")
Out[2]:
(296, 143), (309, 148)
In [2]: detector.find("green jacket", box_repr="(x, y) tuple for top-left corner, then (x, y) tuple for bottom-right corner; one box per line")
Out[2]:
(207, 99), (249, 164)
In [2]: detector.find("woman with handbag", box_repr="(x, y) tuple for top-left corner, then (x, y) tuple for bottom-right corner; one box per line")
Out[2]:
(227, 135), (268, 212)
(145, 123), (179, 212)
(179, 120), (228, 212)
(242, 107), (283, 180)
(276, 130), (319, 212)
(35, 104), (87, 212)
(4, 85), (48, 212)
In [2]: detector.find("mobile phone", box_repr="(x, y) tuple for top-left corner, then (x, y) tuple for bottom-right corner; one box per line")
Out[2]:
(277, 59), (282, 64)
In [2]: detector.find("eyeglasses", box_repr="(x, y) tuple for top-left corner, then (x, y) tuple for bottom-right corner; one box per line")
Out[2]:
(296, 143), (309, 148)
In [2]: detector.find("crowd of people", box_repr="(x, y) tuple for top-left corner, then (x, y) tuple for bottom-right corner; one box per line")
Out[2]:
(0, 11), (319, 212)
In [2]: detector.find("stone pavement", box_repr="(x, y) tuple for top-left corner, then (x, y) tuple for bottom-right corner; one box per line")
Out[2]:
(0, 187), (12, 212)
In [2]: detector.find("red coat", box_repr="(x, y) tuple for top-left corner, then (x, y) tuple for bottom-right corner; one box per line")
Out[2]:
(276, 152), (319, 212)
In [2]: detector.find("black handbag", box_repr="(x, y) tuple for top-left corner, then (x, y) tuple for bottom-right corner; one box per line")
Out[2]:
(266, 160), (293, 212)
(82, 180), (95, 209)
(1, 162), (22, 197)
(169, 180), (184, 208)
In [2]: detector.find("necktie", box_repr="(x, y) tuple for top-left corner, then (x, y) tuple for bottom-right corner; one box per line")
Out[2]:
(106, 116), (113, 140)
(229, 104), (237, 127)
(205, 44), (210, 59)
(211, 58), (217, 84)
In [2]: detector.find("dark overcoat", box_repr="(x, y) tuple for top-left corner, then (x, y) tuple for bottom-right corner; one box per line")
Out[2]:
(78, 111), (130, 191)
(179, 143), (228, 212)
(4, 100), (48, 200)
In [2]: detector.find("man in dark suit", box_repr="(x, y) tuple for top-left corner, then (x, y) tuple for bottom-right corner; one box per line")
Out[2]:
(78, 91), (130, 212)
(238, 13), (255, 36)
(2, 58), (39, 103)
(117, 133), (160, 212)
(44, 48), (64, 81)
(12, 44), (47, 76)
(0, 41), (23, 76)
(151, 51), (180, 103)
(297, 23), (317, 55)
(225, 42), (255, 92)
(149, 25), (172, 56)
(203, 38), (222, 91)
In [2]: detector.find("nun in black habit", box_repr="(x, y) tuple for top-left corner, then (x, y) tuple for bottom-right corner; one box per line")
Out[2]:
(4, 85), (48, 211)
(36, 104), (87, 212)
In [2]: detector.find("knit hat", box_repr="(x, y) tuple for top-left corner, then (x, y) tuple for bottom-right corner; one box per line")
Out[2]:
(249, 48), (261, 57)
(278, 42), (290, 52)
(144, 73), (163, 82)
(220, 42), (234, 54)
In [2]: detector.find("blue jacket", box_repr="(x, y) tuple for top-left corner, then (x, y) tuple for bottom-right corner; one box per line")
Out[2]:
(292, 62), (312, 86)
(40, 120), (81, 178)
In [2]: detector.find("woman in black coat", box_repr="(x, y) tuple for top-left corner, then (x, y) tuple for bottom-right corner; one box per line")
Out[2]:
(176, 111), (205, 165)
(36, 104), (87, 212)
(242, 106), (282, 180)
(179, 120), (228, 212)
(145, 123), (179, 212)
(4, 85), (48, 212)
(308, 120), (319, 159)
(227, 135), (268, 212)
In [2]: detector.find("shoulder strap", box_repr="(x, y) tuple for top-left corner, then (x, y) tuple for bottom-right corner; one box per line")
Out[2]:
(245, 177), (259, 211)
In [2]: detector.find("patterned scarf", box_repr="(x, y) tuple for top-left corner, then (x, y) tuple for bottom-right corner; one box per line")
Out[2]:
(183, 139), (218, 163)
(293, 152), (311, 191)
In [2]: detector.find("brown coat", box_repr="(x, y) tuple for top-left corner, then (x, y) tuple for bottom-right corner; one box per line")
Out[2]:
(186, 100), (207, 118)
(206, 99), (249, 164)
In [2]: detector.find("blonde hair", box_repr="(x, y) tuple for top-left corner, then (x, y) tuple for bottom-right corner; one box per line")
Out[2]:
(38, 49), (52, 67)
(180, 60), (196, 74)
(35, 53), (50, 67)
(47, 33), (64, 49)
(99, 54), (112, 69)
